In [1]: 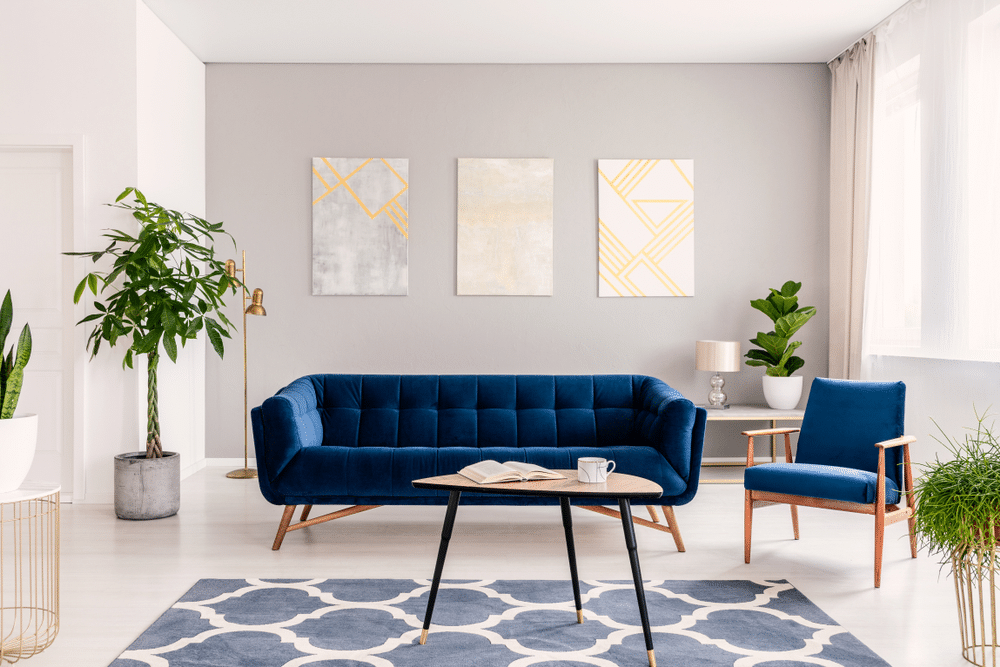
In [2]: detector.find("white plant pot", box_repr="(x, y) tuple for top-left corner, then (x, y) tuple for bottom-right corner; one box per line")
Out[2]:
(762, 376), (804, 410)
(0, 413), (38, 493)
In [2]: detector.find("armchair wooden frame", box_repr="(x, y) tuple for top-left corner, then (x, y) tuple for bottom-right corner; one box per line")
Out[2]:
(743, 427), (917, 588)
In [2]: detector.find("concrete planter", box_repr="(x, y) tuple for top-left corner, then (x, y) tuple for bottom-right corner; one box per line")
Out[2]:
(114, 451), (180, 520)
(0, 414), (38, 493)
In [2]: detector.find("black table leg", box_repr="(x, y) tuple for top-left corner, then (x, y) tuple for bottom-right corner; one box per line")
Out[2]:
(619, 499), (656, 667)
(559, 497), (584, 623)
(420, 490), (461, 645)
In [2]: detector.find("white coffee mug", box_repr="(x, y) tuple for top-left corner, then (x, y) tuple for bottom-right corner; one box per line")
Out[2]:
(578, 457), (616, 483)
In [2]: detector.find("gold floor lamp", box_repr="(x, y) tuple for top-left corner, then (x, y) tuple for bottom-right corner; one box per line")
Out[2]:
(225, 251), (266, 479)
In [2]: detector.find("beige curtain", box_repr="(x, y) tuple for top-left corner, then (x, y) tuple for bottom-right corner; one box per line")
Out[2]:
(828, 37), (875, 380)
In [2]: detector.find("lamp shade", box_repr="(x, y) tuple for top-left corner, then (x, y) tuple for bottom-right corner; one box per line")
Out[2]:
(695, 340), (741, 372)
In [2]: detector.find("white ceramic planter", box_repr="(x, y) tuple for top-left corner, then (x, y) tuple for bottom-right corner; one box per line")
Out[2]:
(762, 376), (804, 410)
(0, 413), (38, 493)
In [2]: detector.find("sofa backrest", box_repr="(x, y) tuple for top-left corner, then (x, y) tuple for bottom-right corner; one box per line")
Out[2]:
(299, 374), (664, 449)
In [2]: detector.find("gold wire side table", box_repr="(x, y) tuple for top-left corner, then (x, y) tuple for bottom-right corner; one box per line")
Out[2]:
(1, 484), (59, 664)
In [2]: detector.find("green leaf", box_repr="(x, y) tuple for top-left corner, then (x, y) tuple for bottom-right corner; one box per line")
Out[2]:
(115, 187), (135, 203)
(765, 366), (790, 377)
(123, 349), (134, 370)
(0, 290), (11, 358)
(767, 291), (798, 316)
(162, 334), (177, 363)
(87, 273), (99, 295)
(779, 280), (801, 297)
(73, 277), (88, 304)
(745, 348), (778, 364)
(754, 332), (789, 360)
(785, 356), (805, 375)
(776, 340), (803, 368)
(749, 298), (781, 323)
(775, 309), (816, 339)
(744, 359), (769, 367)
(76, 313), (103, 324)
(206, 326), (225, 360)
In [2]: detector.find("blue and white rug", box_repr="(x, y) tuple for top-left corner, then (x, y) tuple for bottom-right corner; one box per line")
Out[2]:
(110, 579), (889, 666)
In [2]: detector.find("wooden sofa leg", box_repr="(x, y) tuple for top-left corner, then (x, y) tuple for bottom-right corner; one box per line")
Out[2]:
(301, 505), (313, 521)
(273, 504), (382, 551)
(790, 505), (800, 540)
(744, 491), (753, 564)
(273, 505), (296, 551)
(579, 505), (685, 552)
(647, 505), (661, 523)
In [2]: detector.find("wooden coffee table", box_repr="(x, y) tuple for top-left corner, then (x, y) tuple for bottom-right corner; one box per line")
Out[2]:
(412, 470), (663, 667)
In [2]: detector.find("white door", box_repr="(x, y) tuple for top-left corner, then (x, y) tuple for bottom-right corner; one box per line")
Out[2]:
(0, 146), (74, 494)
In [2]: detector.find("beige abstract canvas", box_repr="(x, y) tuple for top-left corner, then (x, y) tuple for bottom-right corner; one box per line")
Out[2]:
(457, 158), (553, 296)
(598, 159), (694, 297)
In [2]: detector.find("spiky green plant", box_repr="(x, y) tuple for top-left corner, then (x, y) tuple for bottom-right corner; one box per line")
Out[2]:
(913, 413), (1000, 568)
(66, 187), (239, 458)
(0, 290), (32, 420)
(744, 280), (816, 377)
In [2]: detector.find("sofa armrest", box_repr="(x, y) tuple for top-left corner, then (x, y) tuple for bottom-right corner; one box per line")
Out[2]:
(634, 377), (706, 502)
(252, 377), (324, 487)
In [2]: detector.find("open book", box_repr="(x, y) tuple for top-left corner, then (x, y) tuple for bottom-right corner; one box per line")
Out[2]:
(457, 460), (565, 484)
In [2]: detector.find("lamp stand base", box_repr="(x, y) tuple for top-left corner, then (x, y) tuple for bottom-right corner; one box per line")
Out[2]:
(226, 468), (258, 479)
(705, 403), (731, 410)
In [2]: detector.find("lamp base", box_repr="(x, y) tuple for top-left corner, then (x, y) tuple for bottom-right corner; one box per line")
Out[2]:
(704, 403), (731, 410)
(226, 467), (258, 479)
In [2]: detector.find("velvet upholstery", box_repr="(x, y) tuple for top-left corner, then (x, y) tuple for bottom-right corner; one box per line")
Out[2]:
(251, 374), (707, 508)
(743, 378), (906, 505)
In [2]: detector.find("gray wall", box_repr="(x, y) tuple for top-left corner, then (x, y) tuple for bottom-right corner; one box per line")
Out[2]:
(205, 64), (831, 459)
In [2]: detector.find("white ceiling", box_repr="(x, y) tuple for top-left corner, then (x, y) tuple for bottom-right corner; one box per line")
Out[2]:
(141, 0), (909, 65)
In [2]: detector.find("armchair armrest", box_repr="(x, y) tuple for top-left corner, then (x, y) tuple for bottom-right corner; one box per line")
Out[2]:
(874, 435), (916, 449)
(744, 428), (799, 466)
(742, 427), (801, 438)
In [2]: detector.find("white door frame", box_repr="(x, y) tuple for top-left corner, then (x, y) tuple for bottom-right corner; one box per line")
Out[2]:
(0, 134), (86, 502)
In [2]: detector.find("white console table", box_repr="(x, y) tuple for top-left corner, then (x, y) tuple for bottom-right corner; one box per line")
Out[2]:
(1, 484), (60, 663)
(699, 405), (805, 484)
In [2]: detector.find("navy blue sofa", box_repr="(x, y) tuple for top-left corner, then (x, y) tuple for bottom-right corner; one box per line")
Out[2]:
(251, 374), (707, 550)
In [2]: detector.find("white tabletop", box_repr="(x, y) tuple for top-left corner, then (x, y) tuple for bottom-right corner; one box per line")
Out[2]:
(0, 483), (61, 504)
(698, 404), (805, 421)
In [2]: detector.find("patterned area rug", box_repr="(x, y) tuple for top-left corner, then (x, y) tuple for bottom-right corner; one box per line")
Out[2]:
(110, 579), (889, 666)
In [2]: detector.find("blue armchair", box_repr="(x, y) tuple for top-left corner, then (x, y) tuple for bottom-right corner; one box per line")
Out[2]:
(742, 378), (917, 587)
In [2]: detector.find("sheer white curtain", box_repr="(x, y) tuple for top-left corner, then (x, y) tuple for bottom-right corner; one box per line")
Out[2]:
(864, 0), (1000, 372)
(829, 38), (876, 380)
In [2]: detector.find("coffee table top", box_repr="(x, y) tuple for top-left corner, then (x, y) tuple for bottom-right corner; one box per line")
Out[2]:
(412, 470), (662, 499)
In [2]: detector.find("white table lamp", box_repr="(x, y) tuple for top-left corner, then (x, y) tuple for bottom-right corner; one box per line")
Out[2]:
(695, 340), (741, 409)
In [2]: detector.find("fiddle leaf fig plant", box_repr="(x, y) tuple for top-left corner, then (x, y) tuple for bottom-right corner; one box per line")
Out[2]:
(66, 187), (240, 458)
(745, 280), (816, 377)
(0, 290), (32, 419)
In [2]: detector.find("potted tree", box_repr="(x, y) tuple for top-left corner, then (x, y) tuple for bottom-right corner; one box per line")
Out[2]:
(744, 280), (816, 409)
(0, 290), (35, 493)
(69, 187), (239, 519)
(914, 414), (1000, 666)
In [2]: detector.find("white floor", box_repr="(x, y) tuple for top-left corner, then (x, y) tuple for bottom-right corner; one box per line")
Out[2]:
(32, 466), (963, 667)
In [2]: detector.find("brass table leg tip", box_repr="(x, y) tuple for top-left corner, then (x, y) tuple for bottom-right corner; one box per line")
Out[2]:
(419, 629), (428, 645)
(648, 649), (656, 667)
(576, 609), (584, 624)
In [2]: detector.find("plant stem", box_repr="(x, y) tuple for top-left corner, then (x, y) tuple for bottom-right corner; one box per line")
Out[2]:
(146, 350), (162, 458)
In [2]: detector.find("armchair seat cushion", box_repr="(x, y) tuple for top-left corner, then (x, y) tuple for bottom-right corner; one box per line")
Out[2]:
(744, 462), (901, 505)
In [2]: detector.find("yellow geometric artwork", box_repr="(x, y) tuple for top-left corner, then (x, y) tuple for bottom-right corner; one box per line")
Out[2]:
(312, 157), (409, 295)
(598, 159), (694, 297)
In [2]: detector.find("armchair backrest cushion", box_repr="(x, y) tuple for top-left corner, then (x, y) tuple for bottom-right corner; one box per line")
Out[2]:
(794, 378), (906, 488)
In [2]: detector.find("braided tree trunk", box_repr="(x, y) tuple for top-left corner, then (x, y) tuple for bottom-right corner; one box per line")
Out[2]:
(146, 350), (163, 458)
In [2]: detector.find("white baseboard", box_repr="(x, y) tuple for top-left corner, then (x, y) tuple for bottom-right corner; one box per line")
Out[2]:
(204, 458), (259, 468)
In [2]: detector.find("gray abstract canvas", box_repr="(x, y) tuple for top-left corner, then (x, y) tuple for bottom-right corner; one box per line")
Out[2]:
(457, 158), (553, 296)
(312, 157), (409, 295)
